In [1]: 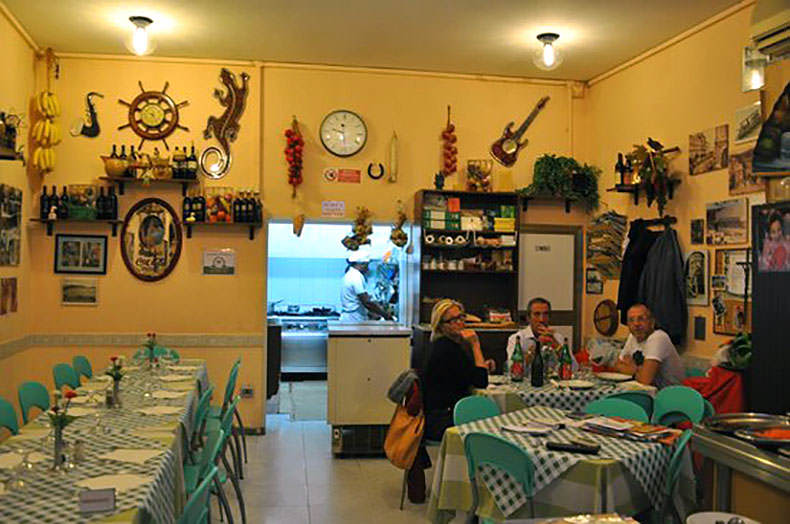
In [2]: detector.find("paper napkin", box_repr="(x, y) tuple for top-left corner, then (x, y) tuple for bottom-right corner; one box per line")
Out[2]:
(76, 474), (152, 493)
(135, 406), (182, 416)
(158, 375), (194, 383)
(152, 390), (189, 399)
(98, 449), (162, 465)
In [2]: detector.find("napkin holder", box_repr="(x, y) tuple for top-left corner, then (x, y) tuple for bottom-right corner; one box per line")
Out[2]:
(79, 488), (116, 514)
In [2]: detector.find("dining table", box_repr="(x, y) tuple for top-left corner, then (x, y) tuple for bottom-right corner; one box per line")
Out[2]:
(478, 375), (656, 414)
(426, 406), (695, 523)
(0, 358), (208, 523)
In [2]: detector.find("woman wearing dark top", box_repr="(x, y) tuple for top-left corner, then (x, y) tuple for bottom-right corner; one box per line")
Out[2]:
(407, 299), (493, 503)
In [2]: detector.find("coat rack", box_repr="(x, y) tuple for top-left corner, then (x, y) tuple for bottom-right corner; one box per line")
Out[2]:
(640, 215), (677, 228)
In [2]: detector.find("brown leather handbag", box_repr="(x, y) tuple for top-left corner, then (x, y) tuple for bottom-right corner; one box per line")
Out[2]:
(384, 403), (425, 469)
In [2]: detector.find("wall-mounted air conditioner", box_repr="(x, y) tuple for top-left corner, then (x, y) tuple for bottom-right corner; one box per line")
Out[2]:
(751, 0), (790, 59)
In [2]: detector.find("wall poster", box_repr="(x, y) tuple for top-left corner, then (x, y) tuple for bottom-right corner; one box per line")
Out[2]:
(689, 124), (729, 175)
(685, 250), (709, 306)
(728, 148), (764, 195)
(706, 198), (748, 245)
(0, 183), (22, 266)
(712, 248), (751, 335)
(753, 202), (790, 273)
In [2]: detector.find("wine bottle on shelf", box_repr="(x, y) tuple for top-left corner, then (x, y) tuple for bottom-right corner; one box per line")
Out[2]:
(182, 192), (193, 221)
(233, 191), (242, 223)
(615, 153), (626, 186)
(96, 187), (106, 219)
(172, 147), (182, 179)
(108, 186), (118, 220)
(120, 145), (127, 160)
(128, 145), (137, 178)
(187, 144), (198, 179)
(192, 192), (205, 221)
(240, 190), (249, 223)
(58, 186), (69, 219)
(253, 192), (262, 223)
(110, 145), (118, 159)
(39, 186), (49, 220)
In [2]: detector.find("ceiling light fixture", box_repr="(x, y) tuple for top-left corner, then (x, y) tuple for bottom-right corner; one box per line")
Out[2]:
(533, 32), (563, 71)
(129, 16), (154, 56)
(742, 46), (767, 92)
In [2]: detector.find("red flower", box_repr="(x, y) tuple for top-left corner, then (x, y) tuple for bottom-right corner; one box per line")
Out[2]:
(64, 390), (78, 399)
(153, 357), (159, 363)
(52, 405), (60, 413)
(110, 356), (118, 362)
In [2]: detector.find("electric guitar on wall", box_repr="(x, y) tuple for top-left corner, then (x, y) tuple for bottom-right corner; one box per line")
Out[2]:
(489, 96), (550, 167)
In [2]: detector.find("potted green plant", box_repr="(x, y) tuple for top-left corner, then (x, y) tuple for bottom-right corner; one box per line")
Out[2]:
(517, 154), (601, 212)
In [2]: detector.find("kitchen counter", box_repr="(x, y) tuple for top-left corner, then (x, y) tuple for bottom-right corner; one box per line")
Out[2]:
(327, 321), (412, 337)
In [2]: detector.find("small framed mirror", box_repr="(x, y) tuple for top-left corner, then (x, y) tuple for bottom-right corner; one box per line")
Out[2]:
(120, 197), (182, 282)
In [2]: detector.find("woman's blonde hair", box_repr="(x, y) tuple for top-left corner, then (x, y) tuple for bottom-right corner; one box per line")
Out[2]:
(430, 299), (464, 342)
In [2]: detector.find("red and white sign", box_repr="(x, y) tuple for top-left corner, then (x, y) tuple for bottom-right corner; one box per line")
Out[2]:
(337, 169), (361, 184)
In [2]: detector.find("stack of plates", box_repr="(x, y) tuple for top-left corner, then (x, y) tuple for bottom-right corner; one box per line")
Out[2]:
(594, 372), (632, 382)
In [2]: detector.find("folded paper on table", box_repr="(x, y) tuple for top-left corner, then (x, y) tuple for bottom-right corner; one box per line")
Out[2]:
(8, 428), (50, 441)
(26, 452), (48, 464)
(152, 390), (189, 399)
(158, 375), (194, 383)
(135, 406), (182, 416)
(0, 453), (22, 469)
(618, 380), (657, 393)
(70, 395), (100, 404)
(584, 417), (636, 431)
(76, 474), (152, 493)
(78, 383), (109, 393)
(68, 407), (98, 417)
(164, 382), (196, 391)
(501, 423), (553, 435)
(167, 365), (198, 372)
(98, 449), (163, 465)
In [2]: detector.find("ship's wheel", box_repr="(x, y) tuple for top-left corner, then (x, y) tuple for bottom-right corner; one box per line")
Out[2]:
(118, 81), (189, 151)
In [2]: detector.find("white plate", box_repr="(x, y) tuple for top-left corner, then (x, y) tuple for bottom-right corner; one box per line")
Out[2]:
(557, 379), (595, 389)
(595, 372), (633, 382)
(488, 375), (508, 385)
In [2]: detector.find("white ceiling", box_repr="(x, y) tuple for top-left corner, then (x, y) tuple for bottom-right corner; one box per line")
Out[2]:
(4, 0), (743, 81)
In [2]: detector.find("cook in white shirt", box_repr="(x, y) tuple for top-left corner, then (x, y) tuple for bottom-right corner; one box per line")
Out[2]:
(339, 250), (393, 323)
(614, 303), (684, 389)
(505, 297), (577, 369)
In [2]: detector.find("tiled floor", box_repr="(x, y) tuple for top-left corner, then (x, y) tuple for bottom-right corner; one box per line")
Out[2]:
(215, 414), (451, 523)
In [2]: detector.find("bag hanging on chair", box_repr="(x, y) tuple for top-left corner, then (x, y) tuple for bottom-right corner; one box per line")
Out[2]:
(384, 402), (425, 469)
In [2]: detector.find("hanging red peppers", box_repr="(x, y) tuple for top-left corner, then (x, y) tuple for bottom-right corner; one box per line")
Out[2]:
(284, 116), (304, 197)
(441, 105), (458, 176)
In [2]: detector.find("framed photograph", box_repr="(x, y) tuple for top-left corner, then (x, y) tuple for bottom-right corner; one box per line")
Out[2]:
(0, 183), (22, 266)
(734, 101), (762, 144)
(711, 275), (728, 290)
(753, 202), (790, 273)
(0, 277), (17, 315)
(54, 234), (108, 274)
(585, 267), (603, 294)
(690, 219), (705, 245)
(61, 278), (98, 306)
(712, 248), (751, 335)
(203, 249), (236, 275)
(685, 250), (709, 306)
(689, 124), (729, 175)
(706, 198), (748, 245)
(728, 148), (764, 195)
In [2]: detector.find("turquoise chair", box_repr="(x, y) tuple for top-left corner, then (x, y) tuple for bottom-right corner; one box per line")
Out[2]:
(183, 429), (234, 523)
(703, 399), (715, 420)
(53, 363), (81, 390)
(209, 359), (247, 475)
(651, 429), (693, 524)
(167, 347), (180, 363)
(207, 395), (246, 523)
(464, 432), (536, 522)
(584, 397), (649, 423)
(604, 390), (654, 419)
(0, 397), (20, 435)
(190, 385), (215, 455)
(132, 345), (171, 361)
(18, 381), (50, 424)
(454, 396), (501, 425)
(652, 386), (705, 426)
(178, 465), (217, 524)
(72, 355), (93, 379)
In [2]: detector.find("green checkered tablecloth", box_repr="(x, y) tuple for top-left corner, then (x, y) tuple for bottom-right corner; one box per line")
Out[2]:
(426, 406), (695, 523)
(0, 359), (207, 523)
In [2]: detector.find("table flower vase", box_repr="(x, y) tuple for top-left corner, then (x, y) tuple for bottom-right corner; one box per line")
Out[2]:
(52, 425), (65, 469)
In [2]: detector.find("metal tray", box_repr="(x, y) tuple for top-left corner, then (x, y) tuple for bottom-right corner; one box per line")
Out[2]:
(734, 425), (790, 448)
(703, 412), (790, 434)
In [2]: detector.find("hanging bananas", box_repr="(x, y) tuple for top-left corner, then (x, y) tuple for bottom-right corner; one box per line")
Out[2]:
(31, 90), (61, 173)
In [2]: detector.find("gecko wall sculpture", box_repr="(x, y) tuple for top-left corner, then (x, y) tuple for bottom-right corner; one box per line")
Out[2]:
(200, 68), (250, 179)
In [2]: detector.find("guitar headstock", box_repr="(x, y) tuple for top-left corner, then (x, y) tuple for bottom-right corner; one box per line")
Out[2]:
(536, 96), (550, 109)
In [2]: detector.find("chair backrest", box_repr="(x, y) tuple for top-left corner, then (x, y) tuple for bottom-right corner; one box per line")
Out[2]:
(192, 385), (215, 443)
(463, 432), (535, 497)
(652, 385), (705, 425)
(221, 360), (241, 413)
(219, 395), (241, 436)
(604, 391), (654, 418)
(659, 429), (693, 517)
(178, 465), (218, 524)
(72, 355), (93, 379)
(168, 348), (180, 363)
(153, 345), (170, 358)
(53, 363), (81, 390)
(584, 397), (649, 423)
(703, 399), (715, 420)
(454, 396), (501, 425)
(0, 397), (20, 435)
(18, 381), (50, 424)
(200, 429), (225, 477)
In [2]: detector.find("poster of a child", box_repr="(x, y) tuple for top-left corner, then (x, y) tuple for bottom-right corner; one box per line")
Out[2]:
(756, 205), (790, 272)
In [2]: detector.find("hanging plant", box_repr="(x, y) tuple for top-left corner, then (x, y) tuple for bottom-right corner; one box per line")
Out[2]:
(342, 206), (373, 251)
(626, 139), (680, 216)
(517, 154), (601, 212)
(390, 203), (408, 247)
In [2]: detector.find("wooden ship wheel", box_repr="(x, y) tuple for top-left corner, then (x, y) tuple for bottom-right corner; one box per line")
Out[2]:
(118, 81), (189, 150)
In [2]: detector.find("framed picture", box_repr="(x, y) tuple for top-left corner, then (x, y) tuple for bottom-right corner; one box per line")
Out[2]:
(203, 249), (236, 275)
(689, 124), (729, 175)
(712, 248), (751, 335)
(54, 234), (108, 274)
(734, 101), (762, 144)
(706, 198), (748, 245)
(690, 219), (705, 245)
(753, 202), (790, 273)
(0, 277), (17, 315)
(0, 183), (22, 266)
(728, 148), (764, 195)
(61, 278), (98, 306)
(711, 275), (727, 290)
(685, 250), (709, 306)
(585, 267), (603, 294)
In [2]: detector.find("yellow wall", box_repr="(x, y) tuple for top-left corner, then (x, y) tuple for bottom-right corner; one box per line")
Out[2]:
(580, 4), (764, 357)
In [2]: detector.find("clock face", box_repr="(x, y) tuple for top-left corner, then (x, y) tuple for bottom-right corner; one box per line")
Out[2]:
(140, 103), (166, 127)
(320, 110), (367, 157)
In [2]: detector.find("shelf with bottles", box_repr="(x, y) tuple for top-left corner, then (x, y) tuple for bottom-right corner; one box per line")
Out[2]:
(100, 143), (201, 196)
(182, 187), (263, 241)
(421, 249), (514, 274)
(32, 184), (121, 236)
(605, 149), (680, 206)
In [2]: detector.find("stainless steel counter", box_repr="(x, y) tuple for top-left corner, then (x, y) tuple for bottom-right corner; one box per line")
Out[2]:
(328, 321), (412, 337)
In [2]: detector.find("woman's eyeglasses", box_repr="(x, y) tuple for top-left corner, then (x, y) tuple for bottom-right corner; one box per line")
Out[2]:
(442, 314), (465, 324)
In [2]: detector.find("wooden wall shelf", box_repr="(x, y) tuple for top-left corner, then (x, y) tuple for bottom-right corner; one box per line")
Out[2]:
(185, 221), (262, 241)
(99, 176), (199, 197)
(606, 180), (680, 206)
(519, 195), (574, 213)
(30, 218), (123, 236)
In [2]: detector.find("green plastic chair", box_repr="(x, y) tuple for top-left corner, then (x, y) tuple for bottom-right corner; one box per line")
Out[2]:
(132, 345), (171, 361)
(0, 397), (20, 435)
(190, 385), (215, 454)
(604, 390), (654, 419)
(652, 429), (693, 524)
(183, 429), (234, 523)
(53, 363), (81, 390)
(703, 399), (715, 420)
(207, 395), (246, 523)
(168, 348), (180, 363)
(464, 432), (536, 522)
(584, 397), (649, 423)
(209, 359), (248, 475)
(454, 396), (501, 425)
(72, 355), (93, 379)
(652, 386), (705, 426)
(18, 381), (50, 424)
(178, 465), (217, 524)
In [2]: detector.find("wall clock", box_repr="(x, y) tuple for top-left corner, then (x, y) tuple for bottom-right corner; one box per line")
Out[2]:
(320, 109), (367, 157)
(118, 81), (189, 151)
(593, 299), (619, 336)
